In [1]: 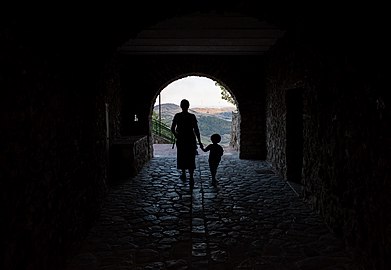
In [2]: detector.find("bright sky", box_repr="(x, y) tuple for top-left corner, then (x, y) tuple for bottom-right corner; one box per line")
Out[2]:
(154, 76), (235, 108)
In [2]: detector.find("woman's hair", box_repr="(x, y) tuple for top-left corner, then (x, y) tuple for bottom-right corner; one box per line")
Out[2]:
(211, 133), (221, 144)
(180, 99), (190, 109)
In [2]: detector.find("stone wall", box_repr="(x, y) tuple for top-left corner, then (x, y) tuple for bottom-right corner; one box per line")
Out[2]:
(239, 101), (266, 159)
(230, 111), (240, 150)
(133, 136), (150, 174)
(1, 21), (123, 270)
(103, 54), (123, 143)
(265, 25), (390, 269)
(109, 136), (149, 183)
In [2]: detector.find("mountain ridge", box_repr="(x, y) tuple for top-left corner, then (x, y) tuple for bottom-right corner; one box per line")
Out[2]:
(153, 103), (234, 145)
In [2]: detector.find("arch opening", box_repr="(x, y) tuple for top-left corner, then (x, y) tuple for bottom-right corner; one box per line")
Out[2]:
(150, 75), (240, 157)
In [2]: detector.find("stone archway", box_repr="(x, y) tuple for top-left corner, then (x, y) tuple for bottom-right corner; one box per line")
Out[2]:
(149, 74), (240, 157)
(117, 11), (284, 160)
(119, 54), (267, 160)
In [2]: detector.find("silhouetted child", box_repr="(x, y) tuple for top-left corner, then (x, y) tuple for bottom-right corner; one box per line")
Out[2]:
(200, 133), (224, 186)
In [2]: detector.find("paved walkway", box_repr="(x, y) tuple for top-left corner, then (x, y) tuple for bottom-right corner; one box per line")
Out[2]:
(152, 144), (238, 158)
(66, 147), (361, 270)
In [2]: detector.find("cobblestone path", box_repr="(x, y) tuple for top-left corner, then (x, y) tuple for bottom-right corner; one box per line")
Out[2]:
(66, 154), (361, 270)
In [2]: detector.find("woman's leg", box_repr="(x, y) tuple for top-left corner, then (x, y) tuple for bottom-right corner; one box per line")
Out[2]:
(180, 169), (186, 180)
(189, 169), (194, 187)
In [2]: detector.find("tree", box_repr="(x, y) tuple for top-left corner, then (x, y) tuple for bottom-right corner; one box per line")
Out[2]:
(215, 82), (236, 106)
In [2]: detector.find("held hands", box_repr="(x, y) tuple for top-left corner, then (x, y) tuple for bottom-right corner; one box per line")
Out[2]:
(199, 142), (204, 150)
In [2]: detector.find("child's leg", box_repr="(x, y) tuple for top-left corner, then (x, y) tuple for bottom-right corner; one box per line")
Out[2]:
(209, 162), (218, 183)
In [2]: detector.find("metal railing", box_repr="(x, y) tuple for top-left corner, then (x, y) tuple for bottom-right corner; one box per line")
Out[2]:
(152, 118), (175, 143)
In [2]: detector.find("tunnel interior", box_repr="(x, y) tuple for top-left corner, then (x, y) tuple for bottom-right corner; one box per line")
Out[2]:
(286, 87), (304, 184)
(1, 3), (390, 270)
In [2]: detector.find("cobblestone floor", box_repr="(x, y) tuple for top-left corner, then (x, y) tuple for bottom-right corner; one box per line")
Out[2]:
(66, 152), (361, 270)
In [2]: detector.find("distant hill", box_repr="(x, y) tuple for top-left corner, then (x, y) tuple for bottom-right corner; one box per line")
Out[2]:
(153, 103), (181, 124)
(192, 107), (236, 121)
(153, 103), (235, 145)
(191, 107), (236, 114)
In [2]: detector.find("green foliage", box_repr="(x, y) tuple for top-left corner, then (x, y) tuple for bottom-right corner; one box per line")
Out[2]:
(152, 111), (171, 127)
(198, 115), (231, 137)
(152, 111), (159, 120)
(151, 118), (175, 143)
(153, 103), (233, 146)
(215, 82), (236, 106)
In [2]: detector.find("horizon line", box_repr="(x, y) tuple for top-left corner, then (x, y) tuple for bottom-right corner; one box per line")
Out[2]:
(154, 102), (236, 108)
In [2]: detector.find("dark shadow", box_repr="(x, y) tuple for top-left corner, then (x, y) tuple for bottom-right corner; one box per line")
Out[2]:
(286, 88), (303, 184)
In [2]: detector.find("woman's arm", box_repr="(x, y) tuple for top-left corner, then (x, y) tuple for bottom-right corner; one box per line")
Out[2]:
(171, 115), (177, 137)
(193, 115), (202, 145)
(200, 144), (207, 152)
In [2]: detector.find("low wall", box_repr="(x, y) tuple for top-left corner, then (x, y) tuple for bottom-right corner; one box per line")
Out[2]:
(109, 136), (150, 184)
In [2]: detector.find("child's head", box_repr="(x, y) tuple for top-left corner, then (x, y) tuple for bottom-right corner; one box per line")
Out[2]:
(211, 133), (221, 144)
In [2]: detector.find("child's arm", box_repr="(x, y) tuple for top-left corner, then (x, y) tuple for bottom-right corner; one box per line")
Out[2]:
(200, 144), (210, 152)
(200, 143), (206, 152)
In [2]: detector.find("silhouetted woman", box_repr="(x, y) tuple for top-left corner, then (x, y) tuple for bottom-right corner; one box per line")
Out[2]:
(171, 99), (202, 186)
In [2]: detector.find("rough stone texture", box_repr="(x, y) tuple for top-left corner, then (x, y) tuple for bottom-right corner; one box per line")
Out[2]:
(133, 136), (150, 174)
(265, 24), (390, 269)
(230, 111), (240, 150)
(109, 136), (149, 183)
(102, 54), (123, 142)
(1, 20), (122, 270)
(239, 101), (267, 160)
(66, 155), (361, 270)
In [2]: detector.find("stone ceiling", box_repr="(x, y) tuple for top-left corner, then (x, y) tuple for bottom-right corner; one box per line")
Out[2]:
(118, 12), (285, 55)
